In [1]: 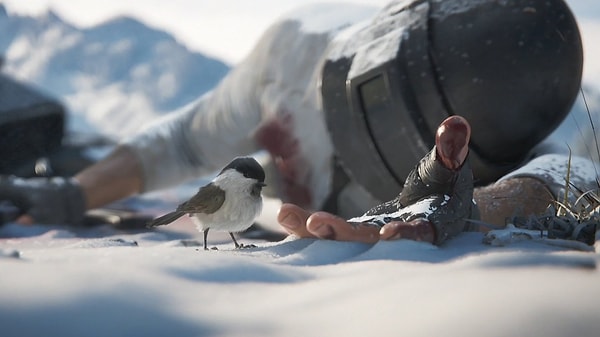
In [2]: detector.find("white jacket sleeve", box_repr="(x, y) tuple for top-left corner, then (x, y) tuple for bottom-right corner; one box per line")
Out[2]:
(500, 154), (598, 204)
(122, 51), (265, 192)
(121, 3), (378, 200)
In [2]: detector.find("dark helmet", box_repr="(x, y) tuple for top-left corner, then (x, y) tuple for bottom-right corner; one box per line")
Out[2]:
(321, 0), (583, 201)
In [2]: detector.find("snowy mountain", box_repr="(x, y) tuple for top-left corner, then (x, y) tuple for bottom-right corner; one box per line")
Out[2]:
(0, 4), (229, 140)
(0, 1), (598, 153)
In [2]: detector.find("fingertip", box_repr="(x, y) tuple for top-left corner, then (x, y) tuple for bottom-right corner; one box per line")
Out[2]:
(277, 203), (316, 238)
(306, 212), (337, 239)
(278, 212), (300, 231)
(277, 203), (304, 230)
(379, 223), (399, 240)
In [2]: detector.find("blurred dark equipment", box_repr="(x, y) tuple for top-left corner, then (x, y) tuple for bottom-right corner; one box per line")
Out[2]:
(0, 200), (20, 225)
(0, 72), (120, 226)
(0, 73), (65, 175)
(0, 73), (105, 178)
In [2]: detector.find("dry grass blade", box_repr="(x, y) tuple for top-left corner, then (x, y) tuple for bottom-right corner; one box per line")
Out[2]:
(504, 89), (600, 246)
(581, 88), (600, 170)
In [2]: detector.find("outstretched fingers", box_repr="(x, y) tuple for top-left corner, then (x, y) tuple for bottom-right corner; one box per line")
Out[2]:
(278, 203), (435, 244)
(278, 203), (381, 243)
(277, 203), (315, 238)
(379, 219), (435, 243)
(306, 212), (380, 244)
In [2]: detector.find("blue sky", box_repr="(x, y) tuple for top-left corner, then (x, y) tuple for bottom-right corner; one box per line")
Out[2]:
(568, 0), (600, 18)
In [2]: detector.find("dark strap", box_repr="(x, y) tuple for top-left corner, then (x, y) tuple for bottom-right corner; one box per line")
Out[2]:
(320, 156), (351, 214)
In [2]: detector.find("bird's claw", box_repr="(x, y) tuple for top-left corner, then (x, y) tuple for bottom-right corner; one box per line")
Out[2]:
(196, 246), (219, 251)
(196, 244), (256, 251)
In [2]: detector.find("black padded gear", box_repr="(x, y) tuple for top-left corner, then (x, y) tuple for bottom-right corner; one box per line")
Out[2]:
(321, 0), (583, 201)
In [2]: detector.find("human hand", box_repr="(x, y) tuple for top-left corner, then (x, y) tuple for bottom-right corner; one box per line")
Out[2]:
(276, 115), (472, 245)
(277, 203), (435, 244)
(0, 176), (86, 225)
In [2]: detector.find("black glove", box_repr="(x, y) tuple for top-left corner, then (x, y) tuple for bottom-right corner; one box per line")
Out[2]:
(0, 176), (86, 225)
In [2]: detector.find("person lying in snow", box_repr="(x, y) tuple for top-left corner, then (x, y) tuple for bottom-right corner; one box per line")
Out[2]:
(279, 114), (478, 244)
(0, 0), (597, 245)
(277, 115), (598, 245)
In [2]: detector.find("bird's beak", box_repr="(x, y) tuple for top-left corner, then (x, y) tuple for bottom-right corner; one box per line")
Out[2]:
(257, 182), (267, 187)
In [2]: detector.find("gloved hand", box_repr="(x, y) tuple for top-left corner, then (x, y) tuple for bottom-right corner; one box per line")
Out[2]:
(277, 116), (478, 245)
(0, 176), (86, 225)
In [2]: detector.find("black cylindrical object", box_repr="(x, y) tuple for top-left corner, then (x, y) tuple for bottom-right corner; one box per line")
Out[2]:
(321, 0), (583, 201)
(0, 73), (65, 174)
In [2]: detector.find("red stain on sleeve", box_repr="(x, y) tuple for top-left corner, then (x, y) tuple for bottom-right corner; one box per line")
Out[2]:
(254, 112), (312, 208)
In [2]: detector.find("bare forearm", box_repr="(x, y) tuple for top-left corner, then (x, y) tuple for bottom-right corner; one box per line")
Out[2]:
(473, 177), (553, 229)
(74, 145), (144, 210)
(474, 153), (599, 229)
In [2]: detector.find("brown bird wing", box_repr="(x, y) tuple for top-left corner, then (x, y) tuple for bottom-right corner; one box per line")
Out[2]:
(146, 211), (184, 227)
(176, 183), (226, 214)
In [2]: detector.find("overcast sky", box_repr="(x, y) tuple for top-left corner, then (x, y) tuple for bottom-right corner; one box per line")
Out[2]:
(2, 0), (598, 84)
(1, 0), (388, 64)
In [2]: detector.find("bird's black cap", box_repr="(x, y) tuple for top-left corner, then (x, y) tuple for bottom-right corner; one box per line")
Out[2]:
(220, 156), (265, 183)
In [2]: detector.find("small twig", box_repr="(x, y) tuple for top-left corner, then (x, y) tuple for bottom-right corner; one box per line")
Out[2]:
(558, 147), (573, 217)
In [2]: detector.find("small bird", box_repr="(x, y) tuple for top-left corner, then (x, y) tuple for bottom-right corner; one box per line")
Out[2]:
(147, 156), (266, 250)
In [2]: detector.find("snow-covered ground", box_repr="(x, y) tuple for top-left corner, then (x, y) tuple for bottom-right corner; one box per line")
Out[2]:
(1, 1), (600, 337)
(1, 205), (600, 337)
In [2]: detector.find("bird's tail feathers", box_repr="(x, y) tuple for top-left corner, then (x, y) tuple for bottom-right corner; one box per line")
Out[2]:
(146, 211), (185, 227)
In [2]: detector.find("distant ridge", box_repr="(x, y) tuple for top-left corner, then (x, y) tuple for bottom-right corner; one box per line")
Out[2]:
(0, 5), (230, 140)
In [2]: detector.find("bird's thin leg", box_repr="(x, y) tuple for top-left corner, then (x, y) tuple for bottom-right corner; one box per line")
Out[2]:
(203, 229), (210, 251)
(230, 232), (256, 249)
(230, 232), (241, 249)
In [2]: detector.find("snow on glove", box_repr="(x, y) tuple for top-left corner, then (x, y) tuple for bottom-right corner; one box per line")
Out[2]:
(352, 148), (478, 245)
(346, 115), (478, 245)
(0, 176), (86, 225)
